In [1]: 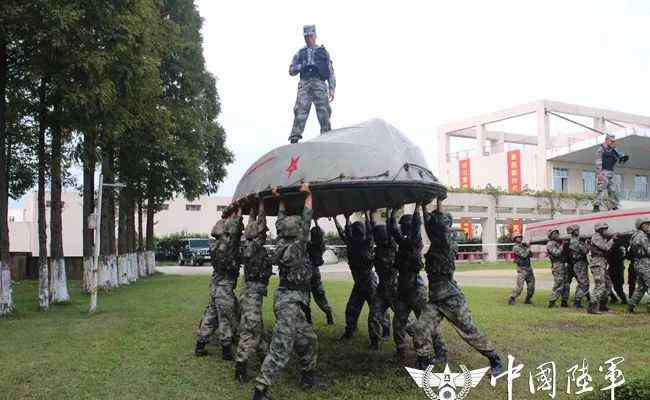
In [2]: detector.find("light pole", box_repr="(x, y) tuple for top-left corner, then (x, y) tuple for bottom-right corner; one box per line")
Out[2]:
(89, 172), (126, 313)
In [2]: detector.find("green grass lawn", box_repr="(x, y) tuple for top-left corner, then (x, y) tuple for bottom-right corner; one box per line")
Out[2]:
(1, 275), (648, 400)
(455, 259), (551, 272)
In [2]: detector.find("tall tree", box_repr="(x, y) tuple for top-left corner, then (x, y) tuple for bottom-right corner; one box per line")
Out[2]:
(49, 116), (69, 303)
(0, 25), (12, 317)
(36, 77), (49, 310)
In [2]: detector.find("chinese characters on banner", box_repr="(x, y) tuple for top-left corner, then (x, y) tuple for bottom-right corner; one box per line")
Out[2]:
(507, 150), (523, 236)
(459, 159), (473, 239)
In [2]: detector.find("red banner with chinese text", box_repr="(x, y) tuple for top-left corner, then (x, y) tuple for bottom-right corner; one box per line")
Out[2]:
(459, 159), (471, 189)
(460, 218), (473, 239)
(507, 150), (521, 192)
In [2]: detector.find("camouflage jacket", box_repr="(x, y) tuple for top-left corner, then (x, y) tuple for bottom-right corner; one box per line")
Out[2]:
(629, 230), (650, 267)
(388, 210), (423, 298)
(307, 240), (325, 269)
(373, 238), (398, 298)
(568, 236), (589, 263)
(590, 232), (614, 258)
(423, 210), (460, 301)
(513, 244), (532, 270)
(241, 237), (272, 287)
(213, 216), (243, 283)
(546, 240), (565, 263)
(273, 206), (313, 292)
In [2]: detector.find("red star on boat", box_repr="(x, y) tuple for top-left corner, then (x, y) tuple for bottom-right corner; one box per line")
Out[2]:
(286, 156), (300, 177)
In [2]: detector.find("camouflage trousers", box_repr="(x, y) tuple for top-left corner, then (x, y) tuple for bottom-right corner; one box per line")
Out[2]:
(596, 170), (620, 210)
(395, 285), (444, 354)
(549, 262), (566, 302)
(309, 267), (332, 314)
(511, 268), (535, 300)
(569, 261), (590, 303)
(629, 261), (650, 307)
(589, 258), (612, 305)
(196, 280), (220, 343)
(413, 293), (496, 359)
(215, 281), (240, 346)
(289, 78), (331, 142)
(344, 282), (375, 335)
(562, 263), (576, 302)
(256, 288), (317, 388)
(235, 282), (269, 364)
(369, 291), (395, 342)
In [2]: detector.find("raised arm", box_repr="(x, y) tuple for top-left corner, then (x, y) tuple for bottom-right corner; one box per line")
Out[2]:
(334, 216), (347, 243)
(300, 183), (313, 237)
(595, 145), (604, 175)
(388, 208), (401, 242)
(272, 187), (286, 218)
(410, 203), (422, 240)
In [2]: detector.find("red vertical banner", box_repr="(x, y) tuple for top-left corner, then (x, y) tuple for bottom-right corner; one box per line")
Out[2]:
(507, 150), (521, 192)
(510, 218), (523, 237)
(460, 218), (473, 239)
(459, 159), (471, 189)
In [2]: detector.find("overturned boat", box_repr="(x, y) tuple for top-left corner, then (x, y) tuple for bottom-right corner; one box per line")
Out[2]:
(233, 119), (447, 217)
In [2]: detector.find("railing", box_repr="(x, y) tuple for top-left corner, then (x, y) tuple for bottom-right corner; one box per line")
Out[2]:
(617, 191), (650, 201)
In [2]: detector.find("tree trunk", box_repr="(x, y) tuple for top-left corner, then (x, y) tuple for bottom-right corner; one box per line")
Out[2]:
(37, 78), (49, 311)
(137, 198), (146, 278)
(127, 195), (137, 282)
(117, 186), (129, 285)
(99, 145), (115, 290)
(0, 32), (14, 316)
(49, 109), (69, 303)
(82, 131), (96, 293)
(145, 185), (155, 275)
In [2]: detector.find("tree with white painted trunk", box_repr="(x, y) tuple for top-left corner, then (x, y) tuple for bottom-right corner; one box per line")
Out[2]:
(49, 112), (69, 303)
(36, 78), (49, 311)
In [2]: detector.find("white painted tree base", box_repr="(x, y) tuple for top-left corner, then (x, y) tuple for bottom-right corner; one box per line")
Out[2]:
(49, 258), (70, 303)
(127, 253), (137, 283)
(38, 258), (49, 311)
(137, 252), (146, 278)
(0, 260), (14, 316)
(98, 256), (113, 291)
(109, 255), (119, 288)
(118, 254), (129, 285)
(83, 257), (94, 294)
(146, 251), (155, 275)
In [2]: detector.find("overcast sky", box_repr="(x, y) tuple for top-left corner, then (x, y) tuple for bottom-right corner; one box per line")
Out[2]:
(9, 1), (650, 208)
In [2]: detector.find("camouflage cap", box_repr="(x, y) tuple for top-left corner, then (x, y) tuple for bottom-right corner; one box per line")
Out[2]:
(635, 217), (650, 230)
(594, 222), (609, 232)
(605, 133), (616, 141)
(566, 224), (580, 234)
(303, 24), (316, 36)
(211, 219), (226, 238)
(547, 229), (560, 239)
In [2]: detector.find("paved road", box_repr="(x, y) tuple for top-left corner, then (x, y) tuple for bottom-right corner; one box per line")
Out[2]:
(157, 263), (555, 289)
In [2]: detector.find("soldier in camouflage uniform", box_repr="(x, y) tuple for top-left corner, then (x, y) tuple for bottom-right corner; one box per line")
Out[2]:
(235, 199), (273, 383)
(508, 235), (535, 305)
(334, 213), (376, 344)
(566, 224), (590, 309)
(253, 184), (323, 400)
(546, 229), (566, 308)
(288, 25), (336, 143)
(367, 210), (399, 350)
(305, 220), (334, 325)
(627, 217), (650, 313)
(414, 204), (503, 375)
(588, 222), (617, 314)
(594, 134), (628, 212)
(194, 217), (228, 356)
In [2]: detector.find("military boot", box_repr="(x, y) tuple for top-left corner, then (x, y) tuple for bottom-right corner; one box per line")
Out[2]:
(561, 300), (569, 308)
(368, 338), (380, 351)
(627, 304), (635, 314)
(252, 386), (270, 400)
(235, 361), (249, 383)
(222, 344), (234, 361)
(300, 371), (326, 390)
(289, 136), (300, 144)
(487, 352), (504, 376)
(194, 340), (209, 357)
(524, 296), (534, 305)
(304, 307), (312, 325)
(508, 296), (516, 305)
(548, 300), (556, 308)
(599, 300), (610, 312)
(593, 205), (600, 212)
(325, 310), (334, 325)
(587, 302), (600, 314)
(416, 355), (432, 370)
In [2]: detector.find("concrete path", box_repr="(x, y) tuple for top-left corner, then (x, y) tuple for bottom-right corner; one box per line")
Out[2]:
(157, 263), (555, 289)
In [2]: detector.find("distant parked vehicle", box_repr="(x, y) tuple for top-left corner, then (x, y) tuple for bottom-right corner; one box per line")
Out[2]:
(178, 238), (212, 266)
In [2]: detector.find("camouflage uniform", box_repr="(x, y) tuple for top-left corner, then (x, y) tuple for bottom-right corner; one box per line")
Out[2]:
(589, 231), (615, 308)
(255, 205), (317, 390)
(595, 143), (622, 210)
(510, 243), (535, 302)
(414, 210), (496, 364)
(546, 237), (566, 304)
(628, 228), (650, 308)
(213, 216), (243, 348)
(288, 40), (336, 142)
(369, 224), (398, 343)
(235, 213), (273, 365)
(567, 235), (590, 306)
(306, 230), (333, 319)
(336, 218), (376, 339)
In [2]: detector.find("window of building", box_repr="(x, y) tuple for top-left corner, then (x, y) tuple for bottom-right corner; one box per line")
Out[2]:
(582, 170), (596, 193)
(186, 204), (201, 211)
(635, 175), (648, 195)
(217, 205), (227, 212)
(553, 168), (569, 193)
